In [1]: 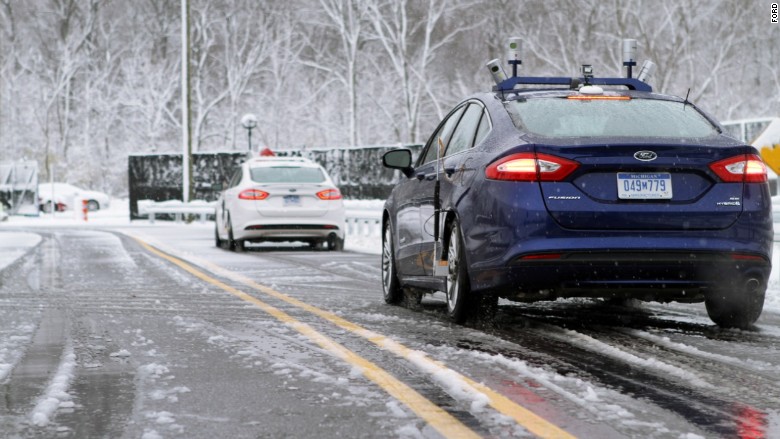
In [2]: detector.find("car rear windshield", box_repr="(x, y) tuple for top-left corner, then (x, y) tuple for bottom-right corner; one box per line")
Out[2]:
(250, 166), (326, 183)
(504, 97), (719, 138)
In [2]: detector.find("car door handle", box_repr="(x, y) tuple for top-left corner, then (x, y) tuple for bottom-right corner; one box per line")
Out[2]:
(416, 173), (437, 181)
(444, 167), (456, 177)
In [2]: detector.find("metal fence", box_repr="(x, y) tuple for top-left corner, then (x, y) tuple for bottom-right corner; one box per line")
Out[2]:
(0, 162), (39, 216)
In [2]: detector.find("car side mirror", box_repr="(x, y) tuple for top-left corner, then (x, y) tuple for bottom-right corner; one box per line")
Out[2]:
(382, 149), (414, 178)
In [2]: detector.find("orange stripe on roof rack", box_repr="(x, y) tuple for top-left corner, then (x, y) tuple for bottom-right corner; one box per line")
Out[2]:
(567, 95), (631, 100)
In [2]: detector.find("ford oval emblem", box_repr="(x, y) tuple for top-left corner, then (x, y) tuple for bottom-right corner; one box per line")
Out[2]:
(634, 151), (658, 161)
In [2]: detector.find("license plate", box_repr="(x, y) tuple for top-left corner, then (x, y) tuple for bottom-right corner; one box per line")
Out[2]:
(617, 173), (672, 199)
(283, 195), (301, 206)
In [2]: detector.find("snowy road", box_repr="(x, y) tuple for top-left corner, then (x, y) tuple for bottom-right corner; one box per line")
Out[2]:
(1, 226), (779, 438)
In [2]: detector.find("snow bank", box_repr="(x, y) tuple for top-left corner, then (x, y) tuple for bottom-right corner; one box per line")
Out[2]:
(0, 232), (41, 271)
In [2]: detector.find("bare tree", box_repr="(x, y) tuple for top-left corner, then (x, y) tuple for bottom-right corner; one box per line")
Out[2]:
(188, 2), (231, 150)
(301, 0), (369, 147)
(17, 0), (103, 181)
(366, 0), (478, 143)
(217, 0), (274, 150)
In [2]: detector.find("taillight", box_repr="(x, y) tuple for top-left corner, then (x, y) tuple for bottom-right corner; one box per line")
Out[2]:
(316, 189), (342, 200)
(485, 153), (579, 181)
(238, 189), (269, 200)
(520, 253), (562, 260)
(709, 154), (767, 183)
(731, 253), (766, 262)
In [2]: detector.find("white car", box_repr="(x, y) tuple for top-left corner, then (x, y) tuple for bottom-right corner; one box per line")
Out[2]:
(38, 182), (111, 212)
(215, 157), (346, 251)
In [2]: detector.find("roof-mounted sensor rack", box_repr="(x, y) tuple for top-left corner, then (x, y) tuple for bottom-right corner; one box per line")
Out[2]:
(488, 38), (655, 93)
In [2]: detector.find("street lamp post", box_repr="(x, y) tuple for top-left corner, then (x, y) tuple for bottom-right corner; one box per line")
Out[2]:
(181, 0), (192, 203)
(241, 113), (258, 153)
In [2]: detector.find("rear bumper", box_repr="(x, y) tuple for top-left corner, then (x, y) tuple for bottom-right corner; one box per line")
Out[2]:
(471, 250), (770, 302)
(232, 203), (345, 241)
(240, 223), (345, 241)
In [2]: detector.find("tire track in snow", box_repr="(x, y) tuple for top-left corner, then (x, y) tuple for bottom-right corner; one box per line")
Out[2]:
(481, 305), (777, 438)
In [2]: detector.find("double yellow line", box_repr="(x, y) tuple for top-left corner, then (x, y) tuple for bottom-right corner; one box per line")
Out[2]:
(135, 237), (575, 439)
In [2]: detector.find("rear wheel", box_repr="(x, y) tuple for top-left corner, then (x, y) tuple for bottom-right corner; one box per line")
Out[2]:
(327, 234), (344, 251)
(382, 222), (402, 304)
(227, 216), (244, 252)
(214, 223), (224, 248)
(445, 220), (497, 324)
(86, 200), (100, 211)
(705, 278), (765, 329)
(446, 221), (470, 323)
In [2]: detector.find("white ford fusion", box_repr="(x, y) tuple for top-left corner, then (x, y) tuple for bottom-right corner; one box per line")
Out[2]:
(215, 157), (346, 251)
(38, 182), (112, 212)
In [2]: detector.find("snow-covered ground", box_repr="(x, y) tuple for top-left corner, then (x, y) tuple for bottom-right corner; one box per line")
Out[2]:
(2, 197), (780, 315)
(0, 232), (41, 271)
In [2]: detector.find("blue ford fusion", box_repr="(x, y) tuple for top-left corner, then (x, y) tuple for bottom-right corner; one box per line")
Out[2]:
(381, 49), (772, 329)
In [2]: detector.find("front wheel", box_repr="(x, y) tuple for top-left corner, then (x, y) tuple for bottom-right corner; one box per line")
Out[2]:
(382, 221), (402, 304)
(705, 278), (765, 329)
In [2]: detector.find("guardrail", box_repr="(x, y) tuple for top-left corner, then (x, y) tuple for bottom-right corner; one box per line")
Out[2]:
(138, 200), (386, 238)
(138, 200), (216, 224)
(345, 211), (381, 237)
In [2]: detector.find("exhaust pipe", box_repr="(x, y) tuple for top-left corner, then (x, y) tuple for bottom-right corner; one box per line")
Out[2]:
(745, 278), (760, 294)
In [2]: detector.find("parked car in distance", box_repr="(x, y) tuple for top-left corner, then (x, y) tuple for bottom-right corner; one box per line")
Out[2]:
(381, 44), (772, 329)
(38, 182), (111, 212)
(215, 156), (346, 251)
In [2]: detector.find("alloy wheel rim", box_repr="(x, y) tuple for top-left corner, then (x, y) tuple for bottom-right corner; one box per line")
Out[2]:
(447, 228), (459, 312)
(382, 226), (392, 294)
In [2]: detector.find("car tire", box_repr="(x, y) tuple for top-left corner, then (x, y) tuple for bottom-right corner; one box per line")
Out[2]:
(705, 278), (765, 329)
(227, 215), (244, 252)
(445, 220), (471, 323)
(382, 221), (403, 304)
(215, 223), (224, 248)
(445, 220), (498, 324)
(86, 200), (100, 211)
(327, 235), (344, 251)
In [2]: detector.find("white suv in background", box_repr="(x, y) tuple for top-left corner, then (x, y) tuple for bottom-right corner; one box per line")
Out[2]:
(215, 157), (346, 251)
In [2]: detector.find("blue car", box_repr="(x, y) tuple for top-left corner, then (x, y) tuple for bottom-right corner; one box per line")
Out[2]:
(381, 61), (772, 329)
